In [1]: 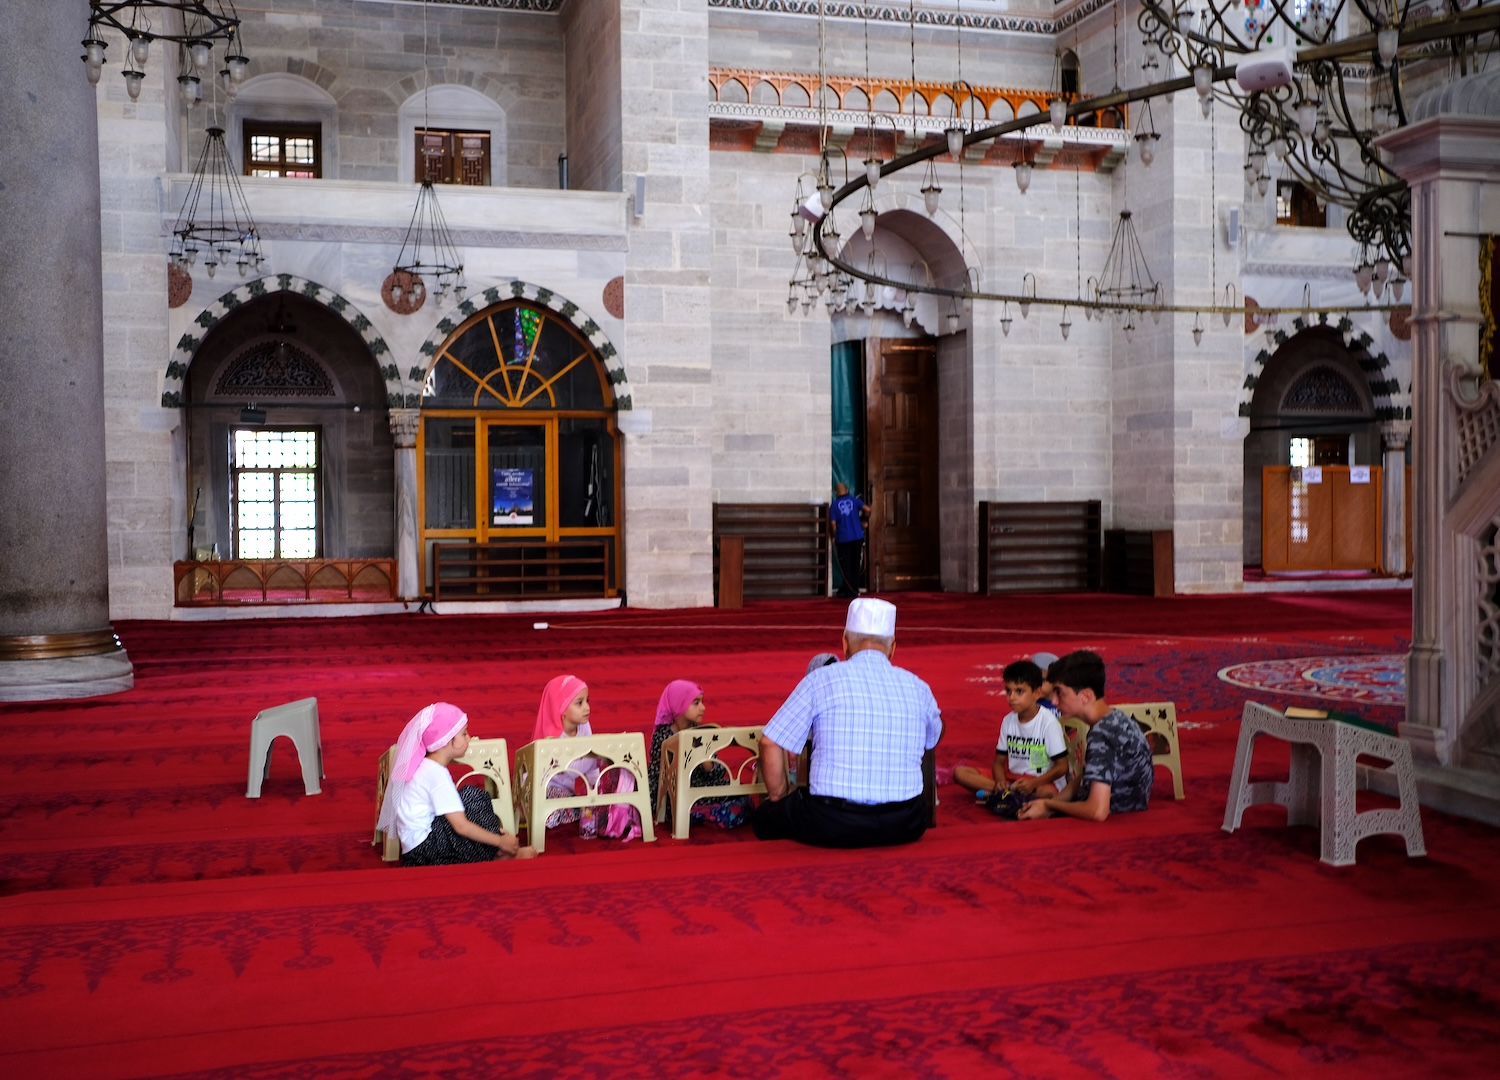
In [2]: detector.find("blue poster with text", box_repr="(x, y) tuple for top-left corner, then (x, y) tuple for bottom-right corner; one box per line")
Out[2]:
(492, 468), (534, 525)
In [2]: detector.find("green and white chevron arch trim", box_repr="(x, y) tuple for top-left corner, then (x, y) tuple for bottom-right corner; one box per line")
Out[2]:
(160, 275), (395, 408)
(1237, 314), (1409, 422)
(411, 280), (631, 411)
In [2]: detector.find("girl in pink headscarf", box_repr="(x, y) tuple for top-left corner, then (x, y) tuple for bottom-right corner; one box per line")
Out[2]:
(377, 702), (536, 866)
(646, 680), (752, 830)
(532, 675), (642, 842)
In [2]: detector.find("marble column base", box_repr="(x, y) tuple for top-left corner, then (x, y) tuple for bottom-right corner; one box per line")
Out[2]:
(0, 651), (134, 702)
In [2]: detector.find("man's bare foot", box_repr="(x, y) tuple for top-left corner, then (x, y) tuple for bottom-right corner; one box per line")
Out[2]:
(514, 846), (539, 859)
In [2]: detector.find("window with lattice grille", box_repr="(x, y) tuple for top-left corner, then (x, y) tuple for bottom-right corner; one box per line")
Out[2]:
(415, 128), (491, 186)
(232, 429), (320, 559)
(243, 121), (321, 178)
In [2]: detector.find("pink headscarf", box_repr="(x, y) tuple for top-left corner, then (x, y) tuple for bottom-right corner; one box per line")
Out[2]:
(654, 679), (703, 728)
(375, 702), (468, 834)
(533, 675), (588, 741)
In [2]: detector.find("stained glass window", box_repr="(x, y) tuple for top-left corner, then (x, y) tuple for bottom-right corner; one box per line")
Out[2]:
(424, 303), (609, 410)
(233, 429), (319, 558)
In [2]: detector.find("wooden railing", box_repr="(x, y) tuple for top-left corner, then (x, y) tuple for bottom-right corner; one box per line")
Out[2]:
(977, 501), (1102, 594)
(174, 559), (398, 605)
(432, 540), (614, 600)
(713, 503), (829, 602)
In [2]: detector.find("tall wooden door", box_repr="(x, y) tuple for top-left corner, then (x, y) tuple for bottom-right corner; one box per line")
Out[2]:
(865, 339), (941, 591)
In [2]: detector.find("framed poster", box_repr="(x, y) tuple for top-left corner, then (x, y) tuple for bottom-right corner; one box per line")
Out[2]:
(492, 467), (534, 525)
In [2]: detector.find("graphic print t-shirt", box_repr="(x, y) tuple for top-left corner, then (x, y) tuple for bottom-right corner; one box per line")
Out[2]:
(994, 708), (1067, 778)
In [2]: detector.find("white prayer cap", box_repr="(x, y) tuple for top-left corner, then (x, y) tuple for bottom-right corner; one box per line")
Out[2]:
(845, 597), (896, 637)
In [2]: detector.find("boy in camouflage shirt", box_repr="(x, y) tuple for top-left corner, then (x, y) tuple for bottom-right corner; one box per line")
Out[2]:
(1018, 650), (1153, 821)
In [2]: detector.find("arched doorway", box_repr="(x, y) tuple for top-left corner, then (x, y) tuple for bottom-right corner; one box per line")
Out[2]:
(182, 291), (393, 565)
(833, 207), (973, 592)
(1244, 327), (1382, 570)
(418, 300), (622, 598)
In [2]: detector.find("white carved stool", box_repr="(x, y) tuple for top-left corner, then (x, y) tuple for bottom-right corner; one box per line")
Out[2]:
(1223, 700), (1425, 866)
(657, 725), (765, 838)
(513, 732), (656, 854)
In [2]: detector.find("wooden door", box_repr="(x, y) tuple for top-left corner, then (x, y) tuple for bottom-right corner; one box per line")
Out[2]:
(1261, 465), (1382, 571)
(865, 339), (941, 591)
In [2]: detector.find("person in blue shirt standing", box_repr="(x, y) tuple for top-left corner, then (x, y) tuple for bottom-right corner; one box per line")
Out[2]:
(828, 482), (869, 598)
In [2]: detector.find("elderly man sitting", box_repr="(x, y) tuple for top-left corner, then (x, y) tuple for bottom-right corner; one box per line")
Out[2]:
(752, 597), (943, 848)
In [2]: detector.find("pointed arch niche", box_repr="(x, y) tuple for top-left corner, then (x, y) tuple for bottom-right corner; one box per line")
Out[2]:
(1243, 324), (1405, 571)
(416, 298), (622, 598)
(827, 206), (974, 594)
(181, 290), (394, 566)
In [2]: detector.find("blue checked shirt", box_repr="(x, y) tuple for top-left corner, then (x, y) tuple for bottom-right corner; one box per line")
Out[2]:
(763, 650), (943, 804)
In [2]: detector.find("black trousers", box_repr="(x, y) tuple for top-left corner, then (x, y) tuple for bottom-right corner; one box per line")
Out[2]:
(752, 788), (927, 848)
(835, 539), (864, 595)
(400, 786), (502, 867)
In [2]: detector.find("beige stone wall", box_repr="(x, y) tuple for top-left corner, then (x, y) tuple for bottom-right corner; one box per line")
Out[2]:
(564, 0), (623, 193)
(619, 0), (716, 607)
(709, 149), (830, 502)
(96, 29), (182, 620)
(220, 1), (565, 188)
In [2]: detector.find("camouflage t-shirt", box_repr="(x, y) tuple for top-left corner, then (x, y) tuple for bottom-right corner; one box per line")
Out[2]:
(1077, 708), (1153, 814)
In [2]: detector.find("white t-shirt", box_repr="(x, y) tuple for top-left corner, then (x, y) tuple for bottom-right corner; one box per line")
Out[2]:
(994, 707), (1067, 779)
(395, 758), (464, 853)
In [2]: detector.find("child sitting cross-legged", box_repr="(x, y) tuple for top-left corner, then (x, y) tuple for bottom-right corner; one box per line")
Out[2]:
(952, 659), (1068, 817)
(379, 702), (537, 866)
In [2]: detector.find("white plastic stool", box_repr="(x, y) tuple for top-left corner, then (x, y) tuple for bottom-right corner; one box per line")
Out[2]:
(247, 697), (323, 797)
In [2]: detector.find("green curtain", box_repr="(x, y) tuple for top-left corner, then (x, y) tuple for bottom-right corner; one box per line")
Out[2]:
(830, 341), (865, 590)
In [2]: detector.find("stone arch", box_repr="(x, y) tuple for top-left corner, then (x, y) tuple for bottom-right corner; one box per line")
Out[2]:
(1237, 316), (1406, 420)
(413, 280), (631, 410)
(161, 275), (395, 407)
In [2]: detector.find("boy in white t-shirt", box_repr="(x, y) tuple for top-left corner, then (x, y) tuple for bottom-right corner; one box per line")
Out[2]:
(953, 659), (1068, 801)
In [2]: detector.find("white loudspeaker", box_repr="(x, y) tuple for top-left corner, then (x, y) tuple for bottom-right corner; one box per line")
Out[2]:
(1235, 49), (1294, 93)
(634, 174), (646, 219)
(1225, 205), (1241, 248)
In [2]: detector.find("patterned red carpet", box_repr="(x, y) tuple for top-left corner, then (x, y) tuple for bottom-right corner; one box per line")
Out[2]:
(4, 590), (1499, 1078)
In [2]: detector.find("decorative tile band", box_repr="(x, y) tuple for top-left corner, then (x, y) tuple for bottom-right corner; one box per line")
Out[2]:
(253, 221), (626, 252)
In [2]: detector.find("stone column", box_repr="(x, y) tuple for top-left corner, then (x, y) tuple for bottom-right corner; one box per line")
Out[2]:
(1381, 90), (1500, 765)
(389, 408), (421, 600)
(1380, 420), (1411, 576)
(617, 0), (715, 607)
(0, 5), (132, 700)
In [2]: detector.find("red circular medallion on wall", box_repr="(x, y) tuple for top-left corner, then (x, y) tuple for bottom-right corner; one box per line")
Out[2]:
(1243, 295), (1259, 335)
(603, 276), (625, 320)
(167, 264), (192, 309)
(382, 270), (426, 315)
(1389, 306), (1412, 341)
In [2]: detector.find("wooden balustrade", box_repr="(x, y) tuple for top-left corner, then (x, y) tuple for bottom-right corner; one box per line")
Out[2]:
(174, 559), (397, 605)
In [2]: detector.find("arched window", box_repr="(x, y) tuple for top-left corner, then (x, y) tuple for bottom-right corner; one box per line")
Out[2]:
(418, 302), (621, 596)
(398, 85), (507, 186)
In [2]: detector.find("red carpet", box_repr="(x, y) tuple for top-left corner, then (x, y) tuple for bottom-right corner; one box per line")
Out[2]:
(4, 590), (1498, 1078)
